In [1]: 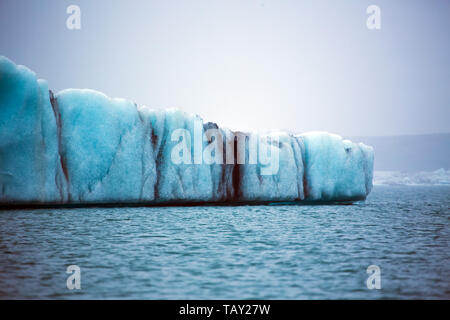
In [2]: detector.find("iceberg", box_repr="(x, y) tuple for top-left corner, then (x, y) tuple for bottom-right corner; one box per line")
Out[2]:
(0, 56), (374, 205)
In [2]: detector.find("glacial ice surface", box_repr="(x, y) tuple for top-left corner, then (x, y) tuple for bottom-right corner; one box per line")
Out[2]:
(0, 56), (374, 205)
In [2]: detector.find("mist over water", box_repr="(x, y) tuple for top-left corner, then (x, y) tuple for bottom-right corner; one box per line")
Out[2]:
(1, 185), (448, 299)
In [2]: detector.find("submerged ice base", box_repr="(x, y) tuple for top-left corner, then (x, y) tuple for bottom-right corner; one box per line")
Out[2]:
(0, 56), (374, 205)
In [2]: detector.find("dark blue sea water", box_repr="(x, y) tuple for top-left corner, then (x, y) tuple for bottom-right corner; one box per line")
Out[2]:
(0, 186), (449, 299)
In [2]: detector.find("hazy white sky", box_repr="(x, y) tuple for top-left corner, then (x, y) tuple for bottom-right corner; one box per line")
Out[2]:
(0, 0), (449, 136)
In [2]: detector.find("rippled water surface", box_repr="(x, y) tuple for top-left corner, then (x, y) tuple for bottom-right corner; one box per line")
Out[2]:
(0, 186), (449, 299)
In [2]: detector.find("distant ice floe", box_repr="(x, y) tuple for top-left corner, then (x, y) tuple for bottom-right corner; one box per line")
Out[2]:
(374, 169), (450, 186)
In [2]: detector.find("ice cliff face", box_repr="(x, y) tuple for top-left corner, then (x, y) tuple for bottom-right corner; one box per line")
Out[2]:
(0, 56), (374, 205)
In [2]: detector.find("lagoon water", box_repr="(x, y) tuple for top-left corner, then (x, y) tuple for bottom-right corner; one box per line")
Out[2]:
(0, 186), (449, 299)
